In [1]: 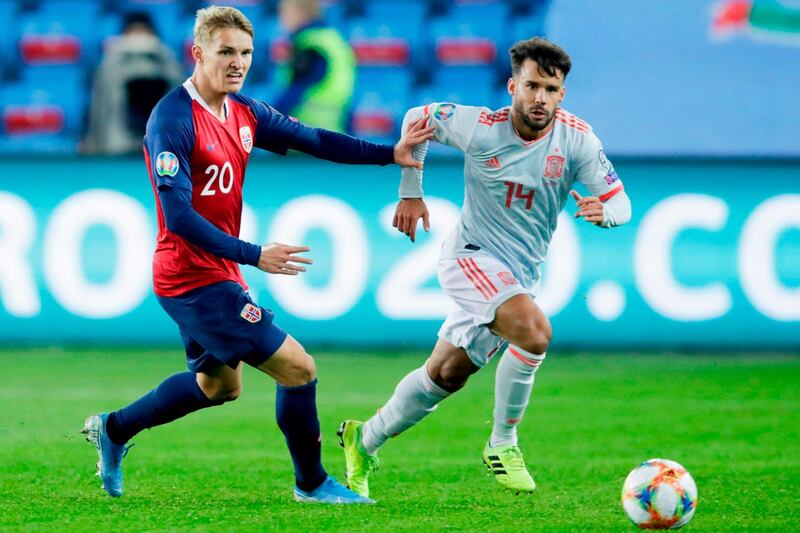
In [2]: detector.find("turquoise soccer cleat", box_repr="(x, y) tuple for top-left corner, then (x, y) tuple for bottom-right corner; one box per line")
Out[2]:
(82, 413), (131, 497)
(293, 476), (375, 504)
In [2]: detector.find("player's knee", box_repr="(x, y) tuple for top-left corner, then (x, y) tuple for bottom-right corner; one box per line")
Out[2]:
(296, 355), (316, 384)
(202, 382), (242, 403)
(216, 385), (242, 402)
(282, 351), (317, 387)
(430, 361), (471, 392)
(518, 321), (552, 355)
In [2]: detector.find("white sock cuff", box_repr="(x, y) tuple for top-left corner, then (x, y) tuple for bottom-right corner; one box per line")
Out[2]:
(506, 345), (546, 368)
(421, 359), (451, 399)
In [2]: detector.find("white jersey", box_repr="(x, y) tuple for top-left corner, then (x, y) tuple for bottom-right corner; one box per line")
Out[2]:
(400, 103), (625, 288)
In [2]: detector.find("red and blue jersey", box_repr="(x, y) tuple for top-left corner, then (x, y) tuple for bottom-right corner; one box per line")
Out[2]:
(144, 79), (394, 297)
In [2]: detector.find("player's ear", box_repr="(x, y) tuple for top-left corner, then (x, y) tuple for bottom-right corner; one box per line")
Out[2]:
(559, 85), (566, 103)
(191, 44), (204, 64)
(507, 77), (515, 96)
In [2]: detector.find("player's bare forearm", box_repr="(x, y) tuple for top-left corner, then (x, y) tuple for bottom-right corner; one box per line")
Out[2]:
(393, 198), (430, 242)
(257, 243), (313, 275)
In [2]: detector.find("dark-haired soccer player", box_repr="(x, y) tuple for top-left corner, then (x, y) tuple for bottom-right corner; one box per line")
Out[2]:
(340, 37), (631, 497)
(82, 5), (433, 504)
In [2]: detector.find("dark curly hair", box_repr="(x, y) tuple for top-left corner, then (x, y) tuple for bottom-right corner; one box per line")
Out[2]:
(510, 37), (572, 79)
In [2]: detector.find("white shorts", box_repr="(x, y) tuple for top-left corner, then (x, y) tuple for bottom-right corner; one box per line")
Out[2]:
(437, 253), (532, 368)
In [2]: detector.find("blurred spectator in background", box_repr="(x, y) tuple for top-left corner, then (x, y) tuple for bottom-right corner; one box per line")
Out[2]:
(81, 12), (184, 155)
(273, 0), (355, 132)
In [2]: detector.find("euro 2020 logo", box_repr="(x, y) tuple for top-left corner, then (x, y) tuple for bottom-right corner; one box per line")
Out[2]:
(156, 151), (179, 177)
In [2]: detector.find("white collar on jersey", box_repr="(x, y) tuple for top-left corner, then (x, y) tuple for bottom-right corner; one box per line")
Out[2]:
(182, 78), (229, 122)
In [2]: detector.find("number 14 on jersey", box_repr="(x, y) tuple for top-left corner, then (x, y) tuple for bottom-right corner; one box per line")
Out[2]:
(504, 181), (535, 209)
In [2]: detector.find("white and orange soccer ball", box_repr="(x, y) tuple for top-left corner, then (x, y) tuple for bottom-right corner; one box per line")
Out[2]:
(621, 458), (698, 529)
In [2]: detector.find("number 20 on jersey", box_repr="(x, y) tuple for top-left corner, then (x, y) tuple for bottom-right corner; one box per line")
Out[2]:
(201, 162), (235, 196)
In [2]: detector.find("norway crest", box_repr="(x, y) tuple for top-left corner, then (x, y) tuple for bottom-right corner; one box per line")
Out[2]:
(240, 303), (262, 323)
(239, 126), (253, 153)
(544, 154), (564, 179)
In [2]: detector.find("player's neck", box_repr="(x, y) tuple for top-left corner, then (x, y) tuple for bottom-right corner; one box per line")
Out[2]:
(510, 112), (551, 142)
(189, 75), (227, 120)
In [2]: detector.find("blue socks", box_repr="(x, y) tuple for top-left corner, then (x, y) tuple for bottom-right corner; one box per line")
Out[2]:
(104, 371), (327, 493)
(275, 379), (327, 492)
(105, 371), (220, 444)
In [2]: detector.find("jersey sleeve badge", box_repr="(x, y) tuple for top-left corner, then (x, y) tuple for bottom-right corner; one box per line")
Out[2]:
(240, 303), (262, 323)
(155, 152), (179, 177)
(605, 169), (620, 185)
(239, 126), (253, 153)
(433, 103), (456, 121)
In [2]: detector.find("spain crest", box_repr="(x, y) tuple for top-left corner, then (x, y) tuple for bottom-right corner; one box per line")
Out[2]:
(239, 126), (253, 153)
(544, 154), (564, 179)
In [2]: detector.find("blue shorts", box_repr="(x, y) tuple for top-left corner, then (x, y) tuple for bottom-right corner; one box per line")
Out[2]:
(157, 281), (288, 373)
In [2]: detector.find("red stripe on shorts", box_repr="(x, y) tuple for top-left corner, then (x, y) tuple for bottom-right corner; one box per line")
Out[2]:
(462, 258), (498, 299)
(457, 258), (491, 300)
(468, 258), (498, 295)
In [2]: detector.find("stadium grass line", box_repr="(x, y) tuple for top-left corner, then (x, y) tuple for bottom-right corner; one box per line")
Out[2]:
(1, 348), (798, 531)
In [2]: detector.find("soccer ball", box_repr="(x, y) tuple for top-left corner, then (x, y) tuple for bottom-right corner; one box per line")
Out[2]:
(621, 458), (698, 529)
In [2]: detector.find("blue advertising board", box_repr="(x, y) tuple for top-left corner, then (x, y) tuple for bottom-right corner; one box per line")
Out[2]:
(0, 156), (798, 348)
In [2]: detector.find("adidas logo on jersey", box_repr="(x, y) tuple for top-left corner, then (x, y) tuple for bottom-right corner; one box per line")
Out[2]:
(486, 157), (502, 169)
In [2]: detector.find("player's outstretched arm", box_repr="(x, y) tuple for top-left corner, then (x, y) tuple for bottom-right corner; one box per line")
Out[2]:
(257, 243), (313, 275)
(393, 198), (430, 242)
(247, 97), (434, 167)
(289, 118), (433, 167)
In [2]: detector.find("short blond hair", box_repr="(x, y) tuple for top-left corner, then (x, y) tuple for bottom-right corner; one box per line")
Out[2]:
(194, 6), (254, 47)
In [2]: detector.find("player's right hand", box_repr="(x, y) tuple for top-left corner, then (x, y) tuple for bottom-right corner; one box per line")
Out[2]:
(394, 118), (436, 170)
(570, 190), (605, 226)
(393, 198), (430, 242)
(258, 243), (313, 275)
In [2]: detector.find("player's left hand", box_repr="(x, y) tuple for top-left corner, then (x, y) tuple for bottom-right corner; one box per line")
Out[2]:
(394, 117), (436, 170)
(258, 243), (313, 275)
(393, 198), (430, 242)
(570, 190), (605, 226)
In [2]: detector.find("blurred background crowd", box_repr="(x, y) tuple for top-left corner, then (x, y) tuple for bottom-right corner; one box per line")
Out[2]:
(2, 0), (798, 158)
(0, 0), (553, 154)
(2, 0), (798, 157)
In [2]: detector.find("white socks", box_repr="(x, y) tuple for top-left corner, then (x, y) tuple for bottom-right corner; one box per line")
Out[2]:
(361, 361), (450, 455)
(490, 345), (546, 447)
(360, 347), (545, 454)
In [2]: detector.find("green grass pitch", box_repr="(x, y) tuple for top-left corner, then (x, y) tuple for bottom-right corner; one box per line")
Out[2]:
(1, 348), (798, 531)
